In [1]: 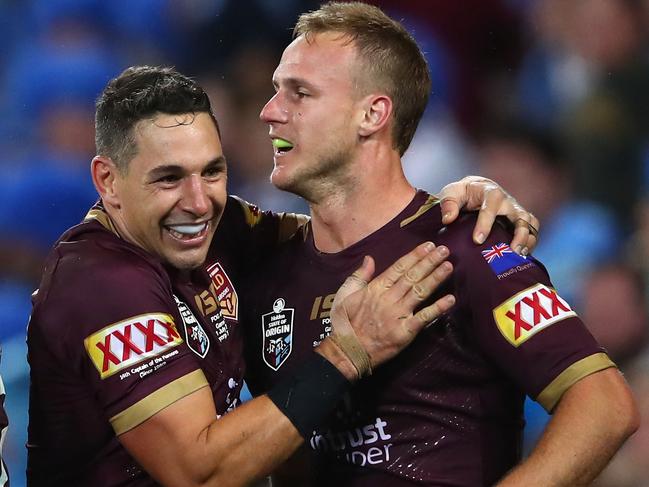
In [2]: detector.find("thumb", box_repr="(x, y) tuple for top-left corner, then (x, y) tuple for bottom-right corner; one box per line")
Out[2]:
(352, 255), (375, 284)
(333, 255), (375, 306)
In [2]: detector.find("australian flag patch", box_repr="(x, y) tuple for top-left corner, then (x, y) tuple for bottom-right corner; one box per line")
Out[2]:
(481, 242), (534, 275)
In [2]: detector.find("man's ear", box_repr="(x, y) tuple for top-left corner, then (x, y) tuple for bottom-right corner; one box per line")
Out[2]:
(91, 156), (121, 208)
(358, 94), (392, 137)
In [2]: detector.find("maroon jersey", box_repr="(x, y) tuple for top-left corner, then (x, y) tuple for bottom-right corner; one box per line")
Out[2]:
(27, 195), (295, 487)
(242, 191), (614, 486)
(27, 203), (246, 486)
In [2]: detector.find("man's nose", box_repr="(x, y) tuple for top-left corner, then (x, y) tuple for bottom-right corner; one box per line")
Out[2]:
(260, 92), (288, 124)
(181, 175), (210, 216)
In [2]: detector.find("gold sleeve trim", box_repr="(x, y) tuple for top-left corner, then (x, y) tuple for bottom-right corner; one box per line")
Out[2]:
(536, 352), (616, 412)
(277, 213), (310, 243)
(230, 195), (263, 227)
(111, 369), (208, 435)
(230, 195), (309, 242)
(85, 208), (120, 236)
(400, 195), (440, 227)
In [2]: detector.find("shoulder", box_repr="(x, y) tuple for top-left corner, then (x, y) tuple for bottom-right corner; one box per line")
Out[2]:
(222, 194), (263, 228)
(436, 214), (555, 303)
(50, 224), (168, 299)
(31, 224), (174, 348)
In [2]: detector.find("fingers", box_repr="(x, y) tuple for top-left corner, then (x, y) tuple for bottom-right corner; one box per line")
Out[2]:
(437, 176), (491, 225)
(454, 177), (541, 255)
(511, 217), (530, 255)
(400, 260), (453, 310)
(386, 245), (451, 304)
(405, 294), (456, 335)
(368, 241), (436, 292)
(439, 197), (460, 225)
(471, 183), (505, 245)
(509, 211), (540, 255)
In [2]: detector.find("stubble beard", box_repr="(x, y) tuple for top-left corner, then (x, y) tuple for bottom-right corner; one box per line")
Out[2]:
(272, 141), (356, 204)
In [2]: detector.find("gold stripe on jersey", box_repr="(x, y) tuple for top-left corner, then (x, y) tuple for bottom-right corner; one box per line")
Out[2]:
(400, 195), (440, 227)
(231, 195), (309, 242)
(231, 195), (264, 228)
(277, 212), (310, 243)
(85, 208), (120, 236)
(110, 369), (208, 435)
(536, 352), (616, 412)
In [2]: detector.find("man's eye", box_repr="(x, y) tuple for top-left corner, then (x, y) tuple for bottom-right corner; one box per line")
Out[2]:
(296, 91), (308, 99)
(157, 175), (180, 184)
(205, 162), (227, 177)
(204, 167), (222, 179)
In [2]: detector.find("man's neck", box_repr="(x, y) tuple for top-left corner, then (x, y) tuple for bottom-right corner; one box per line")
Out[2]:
(308, 152), (416, 253)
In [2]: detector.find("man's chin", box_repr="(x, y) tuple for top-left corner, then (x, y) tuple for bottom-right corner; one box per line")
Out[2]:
(166, 250), (209, 272)
(270, 169), (303, 195)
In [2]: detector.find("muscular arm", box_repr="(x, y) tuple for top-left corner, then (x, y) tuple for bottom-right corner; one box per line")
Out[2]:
(121, 388), (301, 487)
(497, 367), (639, 487)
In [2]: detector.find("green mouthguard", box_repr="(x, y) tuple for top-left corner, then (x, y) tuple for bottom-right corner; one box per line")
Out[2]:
(272, 138), (294, 149)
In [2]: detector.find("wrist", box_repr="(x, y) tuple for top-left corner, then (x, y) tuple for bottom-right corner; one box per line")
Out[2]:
(315, 337), (359, 382)
(267, 352), (351, 439)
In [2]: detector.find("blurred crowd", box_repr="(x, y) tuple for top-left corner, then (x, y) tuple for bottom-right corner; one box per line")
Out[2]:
(1, 0), (649, 485)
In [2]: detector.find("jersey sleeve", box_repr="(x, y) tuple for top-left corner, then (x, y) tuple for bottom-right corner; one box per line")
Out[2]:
(32, 247), (208, 436)
(209, 195), (309, 270)
(448, 216), (615, 412)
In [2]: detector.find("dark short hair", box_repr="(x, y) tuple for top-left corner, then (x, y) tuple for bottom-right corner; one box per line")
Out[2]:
(95, 66), (217, 172)
(294, 2), (431, 156)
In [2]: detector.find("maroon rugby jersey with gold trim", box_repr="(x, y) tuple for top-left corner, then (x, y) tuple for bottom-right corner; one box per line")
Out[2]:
(27, 199), (252, 486)
(242, 190), (614, 486)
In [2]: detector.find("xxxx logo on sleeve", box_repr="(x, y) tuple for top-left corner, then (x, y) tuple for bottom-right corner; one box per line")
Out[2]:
(84, 313), (183, 379)
(493, 284), (576, 347)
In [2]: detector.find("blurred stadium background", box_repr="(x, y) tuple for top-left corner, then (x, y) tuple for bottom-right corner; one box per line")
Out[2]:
(1, 0), (649, 485)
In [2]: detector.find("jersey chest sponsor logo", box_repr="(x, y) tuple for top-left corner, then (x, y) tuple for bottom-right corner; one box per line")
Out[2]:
(310, 414), (394, 467)
(262, 298), (294, 370)
(206, 262), (238, 321)
(174, 295), (210, 358)
(84, 313), (182, 379)
(493, 283), (576, 346)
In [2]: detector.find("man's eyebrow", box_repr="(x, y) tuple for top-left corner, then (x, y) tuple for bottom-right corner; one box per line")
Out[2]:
(273, 76), (317, 91)
(147, 156), (226, 179)
(147, 164), (184, 179)
(206, 155), (227, 169)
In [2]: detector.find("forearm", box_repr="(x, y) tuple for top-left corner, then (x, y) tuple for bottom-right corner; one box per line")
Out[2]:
(123, 352), (349, 487)
(196, 395), (303, 486)
(121, 388), (302, 487)
(497, 368), (638, 486)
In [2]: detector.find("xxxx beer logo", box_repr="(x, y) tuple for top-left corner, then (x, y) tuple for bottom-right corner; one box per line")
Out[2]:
(206, 262), (238, 321)
(493, 284), (576, 347)
(84, 313), (183, 379)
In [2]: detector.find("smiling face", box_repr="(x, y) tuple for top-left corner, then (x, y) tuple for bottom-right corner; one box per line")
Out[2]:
(109, 112), (227, 270)
(259, 32), (365, 201)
